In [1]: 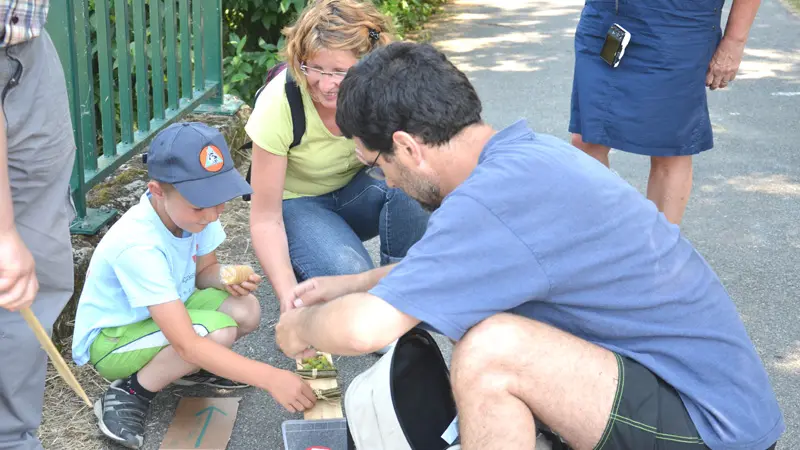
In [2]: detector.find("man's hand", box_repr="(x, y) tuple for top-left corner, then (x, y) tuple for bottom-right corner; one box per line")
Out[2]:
(291, 274), (363, 309)
(223, 272), (262, 298)
(276, 308), (317, 359)
(264, 368), (317, 413)
(706, 37), (746, 90)
(0, 230), (38, 312)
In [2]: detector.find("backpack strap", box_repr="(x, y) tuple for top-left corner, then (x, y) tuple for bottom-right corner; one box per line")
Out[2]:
(285, 69), (305, 149)
(242, 66), (306, 201)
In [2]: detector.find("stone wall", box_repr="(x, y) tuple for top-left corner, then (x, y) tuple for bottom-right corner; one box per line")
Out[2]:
(54, 105), (253, 344)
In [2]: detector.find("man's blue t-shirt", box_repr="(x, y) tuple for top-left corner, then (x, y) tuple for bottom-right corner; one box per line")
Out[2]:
(369, 120), (784, 450)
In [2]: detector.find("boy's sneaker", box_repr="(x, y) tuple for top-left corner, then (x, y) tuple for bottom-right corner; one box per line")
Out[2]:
(173, 369), (250, 389)
(94, 379), (149, 449)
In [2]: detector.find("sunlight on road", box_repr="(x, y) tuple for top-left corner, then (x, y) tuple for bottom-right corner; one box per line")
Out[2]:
(437, 30), (549, 53)
(738, 48), (800, 81)
(774, 342), (800, 374)
(726, 174), (800, 197)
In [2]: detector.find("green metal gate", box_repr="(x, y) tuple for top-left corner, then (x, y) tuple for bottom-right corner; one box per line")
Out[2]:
(45, 0), (241, 235)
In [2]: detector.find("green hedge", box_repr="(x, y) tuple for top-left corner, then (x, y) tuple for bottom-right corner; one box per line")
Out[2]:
(222, 0), (448, 101)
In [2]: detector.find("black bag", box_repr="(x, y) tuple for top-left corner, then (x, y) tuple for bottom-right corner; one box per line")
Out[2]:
(344, 328), (459, 450)
(344, 327), (572, 450)
(240, 62), (305, 201)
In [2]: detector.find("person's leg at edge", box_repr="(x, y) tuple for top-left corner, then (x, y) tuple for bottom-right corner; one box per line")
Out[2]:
(647, 156), (693, 225)
(572, 133), (611, 168)
(0, 31), (76, 450)
(451, 313), (618, 450)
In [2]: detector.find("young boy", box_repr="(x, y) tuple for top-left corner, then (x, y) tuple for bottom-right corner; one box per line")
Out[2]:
(72, 122), (316, 449)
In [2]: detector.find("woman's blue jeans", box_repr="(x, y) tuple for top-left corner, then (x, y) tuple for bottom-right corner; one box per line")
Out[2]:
(282, 168), (430, 281)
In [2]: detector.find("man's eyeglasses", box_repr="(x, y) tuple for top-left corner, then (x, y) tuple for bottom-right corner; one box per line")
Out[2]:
(365, 149), (385, 180)
(355, 147), (386, 181)
(299, 63), (348, 80)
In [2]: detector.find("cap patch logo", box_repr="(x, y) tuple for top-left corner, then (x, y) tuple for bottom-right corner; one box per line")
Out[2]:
(199, 145), (224, 172)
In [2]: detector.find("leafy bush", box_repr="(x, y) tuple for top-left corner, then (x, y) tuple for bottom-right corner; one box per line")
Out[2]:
(378, 0), (448, 38)
(222, 0), (447, 103)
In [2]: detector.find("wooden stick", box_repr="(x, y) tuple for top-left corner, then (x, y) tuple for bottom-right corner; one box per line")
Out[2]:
(20, 307), (92, 407)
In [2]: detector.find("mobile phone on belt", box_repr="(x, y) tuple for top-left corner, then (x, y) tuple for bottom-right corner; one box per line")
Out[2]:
(600, 23), (631, 68)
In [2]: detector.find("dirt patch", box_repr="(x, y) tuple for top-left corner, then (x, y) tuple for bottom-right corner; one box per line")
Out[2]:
(38, 342), (108, 449)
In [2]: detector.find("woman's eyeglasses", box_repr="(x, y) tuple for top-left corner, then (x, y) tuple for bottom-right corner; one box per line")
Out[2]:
(300, 63), (348, 80)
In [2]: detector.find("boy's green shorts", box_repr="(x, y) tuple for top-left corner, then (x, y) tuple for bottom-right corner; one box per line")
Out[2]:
(89, 288), (237, 381)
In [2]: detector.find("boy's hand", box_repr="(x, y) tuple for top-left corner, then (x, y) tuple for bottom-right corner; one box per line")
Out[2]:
(0, 230), (38, 312)
(223, 272), (262, 297)
(219, 265), (262, 297)
(266, 369), (317, 413)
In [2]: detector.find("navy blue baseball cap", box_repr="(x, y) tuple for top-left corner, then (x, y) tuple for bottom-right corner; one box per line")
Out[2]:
(144, 122), (252, 208)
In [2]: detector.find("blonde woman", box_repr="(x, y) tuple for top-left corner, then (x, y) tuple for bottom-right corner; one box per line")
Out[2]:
(246, 0), (429, 317)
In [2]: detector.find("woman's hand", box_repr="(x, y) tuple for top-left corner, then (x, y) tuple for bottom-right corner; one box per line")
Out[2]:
(706, 37), (746, 90)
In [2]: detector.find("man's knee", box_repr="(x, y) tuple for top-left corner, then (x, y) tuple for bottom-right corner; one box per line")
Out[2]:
(452, 314), (538, 387)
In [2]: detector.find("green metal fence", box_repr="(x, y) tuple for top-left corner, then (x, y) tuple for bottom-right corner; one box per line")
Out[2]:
(45, 0), (241, 235)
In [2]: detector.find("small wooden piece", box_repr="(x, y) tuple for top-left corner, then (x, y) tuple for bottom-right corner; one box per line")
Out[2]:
(296, 352), (342, 420)
(20, 307), (92, 407)
(219, 265), (255, 285)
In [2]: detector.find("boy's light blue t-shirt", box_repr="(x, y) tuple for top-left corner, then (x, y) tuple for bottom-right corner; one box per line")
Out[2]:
(370, 120), (784, 450)
(71, 191), (225, 365)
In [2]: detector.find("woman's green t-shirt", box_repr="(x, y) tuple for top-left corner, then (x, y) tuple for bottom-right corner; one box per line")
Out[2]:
(244, 69), (363, 200)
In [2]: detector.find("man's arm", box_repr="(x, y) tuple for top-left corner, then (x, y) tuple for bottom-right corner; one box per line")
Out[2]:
(291, 263), (398, 308)
(276, 291), (420, 357)
(0, 106), (39, 311)
(707, 0), (762, 89)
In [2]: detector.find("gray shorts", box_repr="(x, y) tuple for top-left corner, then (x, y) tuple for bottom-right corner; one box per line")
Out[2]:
(0, 30), (76, 449)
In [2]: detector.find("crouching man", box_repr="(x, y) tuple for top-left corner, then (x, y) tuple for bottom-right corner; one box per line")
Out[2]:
(275, 42), (784, 450)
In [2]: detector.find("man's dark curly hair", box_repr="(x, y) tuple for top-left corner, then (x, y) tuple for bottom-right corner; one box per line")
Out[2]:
(336, 42), (483, 155)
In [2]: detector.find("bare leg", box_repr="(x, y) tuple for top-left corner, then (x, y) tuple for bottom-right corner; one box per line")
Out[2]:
(136, 293), (261, 391)
(216, 293), (261, 338)
(136, 326), (238, 392)
(451, 314), (618, 450)
(571, 133), (611, 168)
(647, 156), (693, 225)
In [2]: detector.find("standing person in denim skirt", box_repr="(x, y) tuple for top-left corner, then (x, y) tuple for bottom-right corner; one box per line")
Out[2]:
(0, 2), (77, 449)
(569, 0), (761, 224)
(246, 0), (429, 318)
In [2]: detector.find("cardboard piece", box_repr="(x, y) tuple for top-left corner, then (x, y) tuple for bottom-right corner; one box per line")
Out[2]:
(297, 353), (343, 420)
(159, 397), (241, 450)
